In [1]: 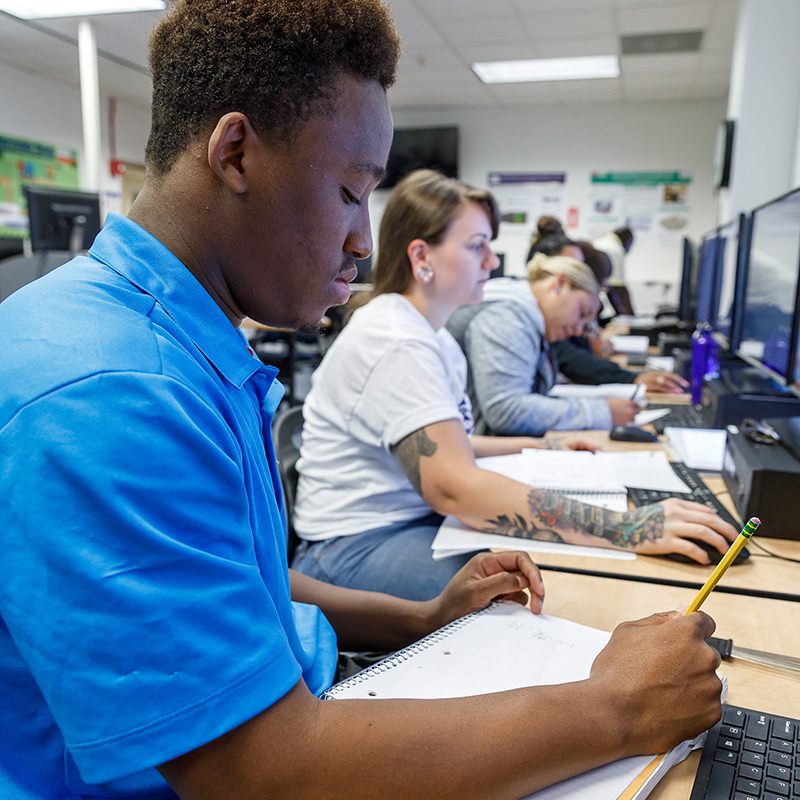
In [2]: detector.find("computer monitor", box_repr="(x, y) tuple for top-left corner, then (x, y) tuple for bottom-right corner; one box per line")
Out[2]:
(677, 236), (699, 322)
(694, 229), (721, 325)
(737, 187), (800, 383)
(23, 186), (101, 254)
(712, 214), (750, 351)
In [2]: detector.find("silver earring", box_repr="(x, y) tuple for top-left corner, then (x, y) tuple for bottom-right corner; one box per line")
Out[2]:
(555, 286), (561, 294)
(418, 265), (434, 284)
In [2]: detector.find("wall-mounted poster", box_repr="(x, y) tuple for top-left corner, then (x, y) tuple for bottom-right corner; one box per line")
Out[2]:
(0, 134), (80, 239)
(588, 171), (692, 247)
(487, 172), (567, 238)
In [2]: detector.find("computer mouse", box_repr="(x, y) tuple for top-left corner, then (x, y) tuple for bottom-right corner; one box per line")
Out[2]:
(609, 425), (659, 443)
(664, 538), (751, 566)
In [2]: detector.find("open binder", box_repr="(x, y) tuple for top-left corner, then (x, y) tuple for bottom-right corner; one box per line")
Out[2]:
(324, 601), (713, 800)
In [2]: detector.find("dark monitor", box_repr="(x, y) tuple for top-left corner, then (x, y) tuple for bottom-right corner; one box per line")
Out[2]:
(379, 127), (459, 189)
(677, 236), (699, 322)
(712, 214), (750, 351)
(694, 230), (721, 325)
(23, 186), (101, 254)
(738, 187), (800, 383)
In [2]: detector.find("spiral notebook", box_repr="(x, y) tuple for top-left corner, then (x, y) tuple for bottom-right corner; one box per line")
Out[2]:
(324, 601), (708, 800)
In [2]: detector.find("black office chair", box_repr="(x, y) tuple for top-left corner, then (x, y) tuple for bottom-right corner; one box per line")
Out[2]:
(272, 402), (393, 678)
(272, 403), (305, 560)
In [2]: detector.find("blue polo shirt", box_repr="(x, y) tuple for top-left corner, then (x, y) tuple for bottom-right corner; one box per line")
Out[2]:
(0, 214), (337, 798)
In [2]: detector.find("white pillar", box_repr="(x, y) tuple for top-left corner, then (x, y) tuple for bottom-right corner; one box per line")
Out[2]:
(78, 18), (102, 192)
(720, 0), (800, 220)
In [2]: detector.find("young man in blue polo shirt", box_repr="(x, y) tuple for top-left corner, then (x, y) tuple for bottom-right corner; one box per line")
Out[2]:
(0, 1), (724, 798)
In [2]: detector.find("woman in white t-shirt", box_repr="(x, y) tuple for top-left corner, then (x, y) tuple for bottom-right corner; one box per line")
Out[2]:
(291, 170), (737, 601)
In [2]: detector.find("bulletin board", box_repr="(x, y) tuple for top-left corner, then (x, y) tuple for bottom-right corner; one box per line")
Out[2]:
(0, 134), (80, 239)
(587, 171), (692, 247)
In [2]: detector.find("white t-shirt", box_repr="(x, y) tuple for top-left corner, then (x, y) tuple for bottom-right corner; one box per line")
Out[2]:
(294, 293), (473, 541)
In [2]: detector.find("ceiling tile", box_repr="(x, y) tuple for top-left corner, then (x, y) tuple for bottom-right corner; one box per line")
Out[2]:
(416, 0), (517, 20)
(621, 52), (701, 75)
(699, 52), (733, 72)
(456, 42), (539, 63)
(444, 15), (530, 45)
(617, 3), (714, 35)
(623, 83), (694, 100)
(522, 9), (616, 40)
(551, 77), (623, 102)
(623, 73), (696, 92)
(535, 36), (618, 58)
(486, 81), (560, 104)
(398, 46), (463, 72)
(390, 2), (448, 46)
(709, 0), (741, 30)
(514, 0), (612, 12)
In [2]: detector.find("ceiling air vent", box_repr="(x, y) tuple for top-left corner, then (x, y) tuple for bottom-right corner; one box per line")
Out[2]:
(621, 30), (704, 55)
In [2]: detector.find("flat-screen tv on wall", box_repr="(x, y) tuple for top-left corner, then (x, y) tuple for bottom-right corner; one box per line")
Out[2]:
(380, 126), (459, 189)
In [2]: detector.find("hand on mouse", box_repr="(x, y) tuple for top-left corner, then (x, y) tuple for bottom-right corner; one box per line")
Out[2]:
(605, 498), (739, 564)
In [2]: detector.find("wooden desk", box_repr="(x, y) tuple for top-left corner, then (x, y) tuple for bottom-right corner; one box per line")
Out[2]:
(535, 429), (800, 601)
(543, 572), (800, 800)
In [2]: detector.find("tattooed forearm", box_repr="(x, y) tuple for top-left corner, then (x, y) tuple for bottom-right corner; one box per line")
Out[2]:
(482, 491), (666, 550)
(391, 427), (438, 496)
(600, 503), (665, 548)
(480, 512), (565, 542)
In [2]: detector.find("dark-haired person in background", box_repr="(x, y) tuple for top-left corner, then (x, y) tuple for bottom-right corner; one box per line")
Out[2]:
(526, 214), (570, 262)
(554, 240), (688, 394)
(595, 226), (636, 315)
(0, 1), (725, 797)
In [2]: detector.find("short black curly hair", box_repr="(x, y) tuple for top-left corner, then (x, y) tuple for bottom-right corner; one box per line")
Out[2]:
(145, 0), (400, 174)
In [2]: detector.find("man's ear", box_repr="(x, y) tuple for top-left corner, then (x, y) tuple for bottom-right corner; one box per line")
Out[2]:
(207, 112), (257, 194)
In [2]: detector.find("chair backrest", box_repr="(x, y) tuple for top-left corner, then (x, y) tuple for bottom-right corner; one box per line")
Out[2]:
(0, 251), (71, 303)
(272, 403), (305, 560)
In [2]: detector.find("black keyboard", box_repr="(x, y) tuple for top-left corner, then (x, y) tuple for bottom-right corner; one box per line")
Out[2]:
(689, 704), (799, 800)
(628, 461), (740, 529)
(649, 403), (712, 434)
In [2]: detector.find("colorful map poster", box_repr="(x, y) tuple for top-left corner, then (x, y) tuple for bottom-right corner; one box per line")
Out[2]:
(0, 134), (80, 239)
(588, 171), (692, 247)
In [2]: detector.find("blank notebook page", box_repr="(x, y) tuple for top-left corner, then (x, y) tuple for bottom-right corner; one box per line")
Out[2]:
(324, 601), (693, 800)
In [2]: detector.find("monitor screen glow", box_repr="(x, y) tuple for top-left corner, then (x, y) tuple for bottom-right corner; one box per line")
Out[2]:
(713, 216), (743, 348)
(738, 188), (800, 382)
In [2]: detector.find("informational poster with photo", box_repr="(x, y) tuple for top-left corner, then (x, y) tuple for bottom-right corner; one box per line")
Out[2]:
(487, 172), (567, 238)
(588, 171), (692, 247)
(0, 134), (80, 239)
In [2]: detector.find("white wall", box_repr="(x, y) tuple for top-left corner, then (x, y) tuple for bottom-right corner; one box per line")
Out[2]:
(0, 61), (151, 217)
(371, 98), (727, 312)
(1, 58), (727, 313)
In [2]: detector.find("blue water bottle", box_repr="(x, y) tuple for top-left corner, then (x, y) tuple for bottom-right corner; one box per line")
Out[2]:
(691, 324), (711, 405)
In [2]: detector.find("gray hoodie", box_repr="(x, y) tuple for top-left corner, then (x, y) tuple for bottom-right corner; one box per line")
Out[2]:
(446, 277), (613, 435)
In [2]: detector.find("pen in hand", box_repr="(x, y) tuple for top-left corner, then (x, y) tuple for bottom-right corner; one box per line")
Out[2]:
(684, 517), (761, 615)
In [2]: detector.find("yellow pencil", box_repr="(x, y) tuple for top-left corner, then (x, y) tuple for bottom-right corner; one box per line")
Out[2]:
(684, 517), (761, 614)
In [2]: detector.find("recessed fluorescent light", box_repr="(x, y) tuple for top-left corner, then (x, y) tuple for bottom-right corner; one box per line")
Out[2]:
(472, 55), (620, 84)
(0, 0), (166, 18)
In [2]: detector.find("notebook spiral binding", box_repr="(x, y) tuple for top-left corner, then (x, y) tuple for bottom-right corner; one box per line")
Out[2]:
(322, 601), (503, 699)
(534, 487), (626, 495)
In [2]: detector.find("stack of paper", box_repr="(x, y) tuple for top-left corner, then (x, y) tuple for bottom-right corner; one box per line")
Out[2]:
(610, 334), (650, 354)
(548, 383), (643, 400)
(664, 427), (728, 471)
(521, 448), (691, 493)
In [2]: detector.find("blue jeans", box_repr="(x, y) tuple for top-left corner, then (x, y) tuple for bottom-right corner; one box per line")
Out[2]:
(291, 513), (482, 601)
